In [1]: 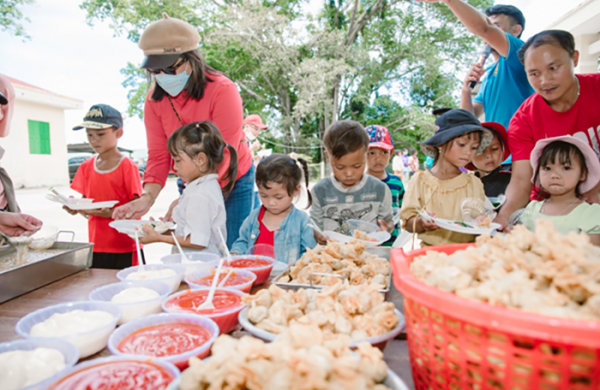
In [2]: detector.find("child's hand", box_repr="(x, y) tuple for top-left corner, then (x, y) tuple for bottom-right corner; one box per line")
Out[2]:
(163, 199), (179, 222)
(419, 215), (439, 231)
(79, 208), (112, 218)
(314, 231), (328, 245)
(62, 205), (78, 216)
(378, 219), (394, 233)
(138, 225), (160, 244)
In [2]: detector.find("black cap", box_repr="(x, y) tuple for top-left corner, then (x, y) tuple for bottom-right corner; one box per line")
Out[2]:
(0, 91), (7, 105)
(420, 109), (493, 158)
(73, 104), (123, 130)
(141, 53), (181, 70)
(431, 107), (453, 117)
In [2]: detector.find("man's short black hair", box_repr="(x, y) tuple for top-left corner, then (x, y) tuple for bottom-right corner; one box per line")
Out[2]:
(485, 5), (526, 37)
(518, 30), (575, 65)
(323, 120), (369, 160)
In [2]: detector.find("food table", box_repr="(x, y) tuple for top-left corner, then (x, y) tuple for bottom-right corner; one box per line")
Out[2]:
(0, 268), (416, 389)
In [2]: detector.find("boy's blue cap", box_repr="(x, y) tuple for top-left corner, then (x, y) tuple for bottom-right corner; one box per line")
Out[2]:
(420, 109), (492, 158)
(73, 104), (123, 130)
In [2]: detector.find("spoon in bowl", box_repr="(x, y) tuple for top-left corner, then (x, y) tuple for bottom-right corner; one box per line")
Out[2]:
(171, 231), (190, 263)
(197, 229), (229, 311)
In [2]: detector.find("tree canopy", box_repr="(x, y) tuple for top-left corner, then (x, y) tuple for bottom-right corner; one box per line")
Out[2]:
(81, 0), (492, 161)
(1, 0), (34, 39)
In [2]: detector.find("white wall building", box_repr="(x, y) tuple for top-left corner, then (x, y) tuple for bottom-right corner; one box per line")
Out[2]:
(1, 77), (83, 188)
(547, 0), (600, 74)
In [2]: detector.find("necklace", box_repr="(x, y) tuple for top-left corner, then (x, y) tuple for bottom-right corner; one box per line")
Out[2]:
(540, 197), (581, 216)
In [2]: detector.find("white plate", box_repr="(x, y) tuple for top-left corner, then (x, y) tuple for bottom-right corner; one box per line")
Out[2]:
(270, 261), (288, 276)
(433, 217), (501, 235)
(166, 368), (409, 390)
(109, 220), (175, 238)
(67, 200), (119, 210)
(238, 307), (404, 348)
(323, 230), (391, 247)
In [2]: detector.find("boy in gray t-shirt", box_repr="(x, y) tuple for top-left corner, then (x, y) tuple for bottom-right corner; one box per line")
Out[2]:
(311, 120), (393, 244)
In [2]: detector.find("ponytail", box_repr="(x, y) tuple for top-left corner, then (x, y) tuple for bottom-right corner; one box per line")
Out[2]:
(221, 144), (238, 197)
(296, 157), (312, 208)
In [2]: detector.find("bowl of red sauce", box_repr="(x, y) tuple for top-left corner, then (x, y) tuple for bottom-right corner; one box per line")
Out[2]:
(45, 355), (179, 390)
(185, 268), (256, 293)
(162, 288), (245, 334)
(107, 313), (219, 370)
(219, 255), (275, 285)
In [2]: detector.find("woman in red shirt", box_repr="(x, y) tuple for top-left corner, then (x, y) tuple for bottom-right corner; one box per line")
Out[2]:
(113, 14), (254, 248)
(495, 30), (600, 228)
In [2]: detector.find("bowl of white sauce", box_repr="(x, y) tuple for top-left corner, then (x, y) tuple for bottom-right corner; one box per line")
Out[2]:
(0, 337), (79, 390)
(160, 252), (219, 275)
(89, 280), (171, 325)
(116, 264), (185, 293)
(15, 301), (121, 358)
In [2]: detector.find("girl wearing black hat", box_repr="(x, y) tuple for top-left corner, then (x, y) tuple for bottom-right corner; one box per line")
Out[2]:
(400, 109), (492, 247)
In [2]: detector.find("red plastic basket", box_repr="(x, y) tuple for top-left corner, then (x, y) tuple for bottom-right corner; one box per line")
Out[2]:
(391, 245), (600, 390)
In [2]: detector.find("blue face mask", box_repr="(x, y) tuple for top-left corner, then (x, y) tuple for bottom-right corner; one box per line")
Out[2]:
(155, 65), (190, 97)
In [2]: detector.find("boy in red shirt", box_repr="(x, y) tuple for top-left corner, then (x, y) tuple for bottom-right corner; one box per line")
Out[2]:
(65, 104), (142, 269)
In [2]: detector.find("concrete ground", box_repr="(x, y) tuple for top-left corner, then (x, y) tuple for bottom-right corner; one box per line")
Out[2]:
(15, 178), (181, 264)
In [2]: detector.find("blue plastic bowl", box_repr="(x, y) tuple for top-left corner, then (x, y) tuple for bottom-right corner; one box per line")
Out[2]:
(88, 280), (171, 325)
(15, 301), (121, 358)
(0, 337), (79, 390)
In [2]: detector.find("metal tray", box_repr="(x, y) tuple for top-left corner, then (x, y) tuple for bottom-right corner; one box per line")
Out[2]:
(0, 241), (93, 303)
(273, 246), (392, 297)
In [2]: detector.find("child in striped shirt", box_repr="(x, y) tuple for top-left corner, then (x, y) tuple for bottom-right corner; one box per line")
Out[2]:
(365, 125), (405, 246)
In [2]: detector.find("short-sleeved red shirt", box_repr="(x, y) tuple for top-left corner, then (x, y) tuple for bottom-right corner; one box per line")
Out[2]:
(71, 157), (142, 258)
(509, 73), (600, 161)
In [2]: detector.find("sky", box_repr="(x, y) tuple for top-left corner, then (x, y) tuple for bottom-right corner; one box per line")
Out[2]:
(0, 0), (585, 151)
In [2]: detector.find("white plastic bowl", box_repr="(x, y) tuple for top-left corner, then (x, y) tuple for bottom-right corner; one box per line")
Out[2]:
(0, 337), (79, 390)
(116, 264), (185, 293)
(28, 226), (59, 251)
(238, 307), (405, 349)
(160, 252), (219, 275)
(107, 313), (219, 370)
(44, 355), (179, 390)
(185, 268), (256, 293)
(88, 280), (171, 325)
(162, 288), (246, 334)
(15, 301), (121, 358)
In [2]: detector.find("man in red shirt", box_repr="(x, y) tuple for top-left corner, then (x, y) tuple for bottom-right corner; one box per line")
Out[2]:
(495, 30), (600, 228)
(67, 104), (142, 269)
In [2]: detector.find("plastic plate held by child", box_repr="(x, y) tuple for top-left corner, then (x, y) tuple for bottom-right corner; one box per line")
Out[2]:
(323, 230), (391, 247)
(109, 220), (175, 239)
(432, 217), (501, 235)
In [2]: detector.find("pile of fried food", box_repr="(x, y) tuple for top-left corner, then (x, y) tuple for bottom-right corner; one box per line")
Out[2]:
(276, 240), (390, 287)
(243, 282), (399, 339)
(353, 230), (377, 242)
(180, 323), (393, 390)
(411, 219), (600, 320)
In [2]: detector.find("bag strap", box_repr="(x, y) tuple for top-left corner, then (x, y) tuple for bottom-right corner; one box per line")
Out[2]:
(167, 96), (184, 126)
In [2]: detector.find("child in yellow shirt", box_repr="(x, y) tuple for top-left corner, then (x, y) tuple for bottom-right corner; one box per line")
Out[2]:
(401, 109), (491, 247)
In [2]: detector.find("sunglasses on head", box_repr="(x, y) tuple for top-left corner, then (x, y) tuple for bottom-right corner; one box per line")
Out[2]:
(148, 57), (186, 75)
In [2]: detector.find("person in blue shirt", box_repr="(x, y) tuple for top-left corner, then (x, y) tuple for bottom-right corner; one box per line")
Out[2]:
(421, 1), (533, 167)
